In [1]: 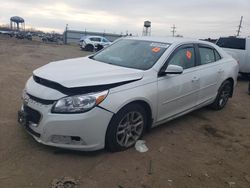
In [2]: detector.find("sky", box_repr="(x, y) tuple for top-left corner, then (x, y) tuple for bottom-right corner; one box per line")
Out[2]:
(0, 0), (250, 38)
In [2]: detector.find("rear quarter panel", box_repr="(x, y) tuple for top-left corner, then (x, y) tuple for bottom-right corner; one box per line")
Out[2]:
(219, 56), (239, 88)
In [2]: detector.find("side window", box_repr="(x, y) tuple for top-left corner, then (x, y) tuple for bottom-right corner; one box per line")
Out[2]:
(199, 47), (215, 65)
(95, 37), (101, 42)
(214, 50), (221, 61)
(168, 47), (195, 69)
(90, 37), (101, 42)
(102, 38), (109, 42)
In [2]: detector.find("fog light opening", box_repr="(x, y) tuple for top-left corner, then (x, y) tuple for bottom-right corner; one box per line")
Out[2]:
(51, 135), (85, 145)
(71, 136), (81, 142)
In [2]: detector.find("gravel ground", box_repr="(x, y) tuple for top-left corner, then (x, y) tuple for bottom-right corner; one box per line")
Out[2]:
(0, 35), (250, 188)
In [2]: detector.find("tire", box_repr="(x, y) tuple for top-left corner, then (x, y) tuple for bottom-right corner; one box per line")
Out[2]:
(85, 44), (94, 52)
(210, 80), (232, 110)
(105, 104), (147, 152)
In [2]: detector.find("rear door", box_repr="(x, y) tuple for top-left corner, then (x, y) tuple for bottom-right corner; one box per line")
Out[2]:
(157, 44), (200, 122)
(195, 44), (223, 104)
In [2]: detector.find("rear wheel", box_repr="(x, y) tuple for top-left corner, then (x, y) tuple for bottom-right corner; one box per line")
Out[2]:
(105, 104), (147, 152)
(210, 80), (232, 110)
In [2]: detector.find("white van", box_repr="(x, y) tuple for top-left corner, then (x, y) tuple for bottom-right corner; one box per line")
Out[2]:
(216, 37), (250, 75)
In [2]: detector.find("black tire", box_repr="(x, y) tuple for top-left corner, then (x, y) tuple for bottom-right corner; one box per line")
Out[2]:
(85, 44), (94, 52)
(210, 80), (232, 110)
(105, 104), (147, 152)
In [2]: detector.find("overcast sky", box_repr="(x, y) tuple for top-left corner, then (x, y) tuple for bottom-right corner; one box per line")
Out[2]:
(0, 0), (249, 38)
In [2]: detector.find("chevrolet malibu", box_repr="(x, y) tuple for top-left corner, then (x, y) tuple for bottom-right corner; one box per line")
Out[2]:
(18, 37), (239, 152)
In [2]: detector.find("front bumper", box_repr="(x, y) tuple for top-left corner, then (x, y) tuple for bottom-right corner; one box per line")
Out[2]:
(18, 101), (113, 151)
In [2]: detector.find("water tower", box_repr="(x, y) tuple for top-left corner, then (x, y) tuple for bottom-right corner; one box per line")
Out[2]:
(142, 21), (151, 36)
(10, 16), (25, 31)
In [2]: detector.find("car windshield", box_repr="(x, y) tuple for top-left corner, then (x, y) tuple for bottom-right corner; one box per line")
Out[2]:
(92, 39), (170, 70)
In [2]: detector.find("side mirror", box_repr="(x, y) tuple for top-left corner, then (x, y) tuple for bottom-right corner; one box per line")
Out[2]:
(164, 65), (183, 75)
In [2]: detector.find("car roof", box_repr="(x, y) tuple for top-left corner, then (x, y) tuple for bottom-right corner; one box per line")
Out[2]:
(125, 36), (211, 46)
(219, 36), (250, 40)
(87, 36), (104, 38)
(80, 35), (106, 41)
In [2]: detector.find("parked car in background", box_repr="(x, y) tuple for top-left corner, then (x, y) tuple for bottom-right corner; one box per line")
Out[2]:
(79, 36), (111, 52)
(18, 37), (238, 152)
(216, 37), (250, 76)
(0, 30), (13, 37)
(16, 32), (32, 40)
(41, 33), (63, 44)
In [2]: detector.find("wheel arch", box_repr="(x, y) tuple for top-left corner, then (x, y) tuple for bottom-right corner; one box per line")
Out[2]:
(85, 43), (94, 51)
(112, 99), (153, 131)
(224, 77), (234, 97)
(128, 100), (153, 131)
(104, 99), (153, 151)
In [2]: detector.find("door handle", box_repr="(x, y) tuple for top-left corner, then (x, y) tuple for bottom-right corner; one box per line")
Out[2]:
(192, 77), (200, 82)
(218, 69), (224, 73)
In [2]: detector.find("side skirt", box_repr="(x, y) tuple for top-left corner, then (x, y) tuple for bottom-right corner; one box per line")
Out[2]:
(152, 98), (214, 127)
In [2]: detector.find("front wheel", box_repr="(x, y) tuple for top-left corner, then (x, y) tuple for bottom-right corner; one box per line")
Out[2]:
(105, 104), (147, 152)
(85, 44), (94, 52)
(210, 80), (232, 110)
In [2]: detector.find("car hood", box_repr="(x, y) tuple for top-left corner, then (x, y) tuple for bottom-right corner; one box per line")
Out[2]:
(33, 57), (144, 88)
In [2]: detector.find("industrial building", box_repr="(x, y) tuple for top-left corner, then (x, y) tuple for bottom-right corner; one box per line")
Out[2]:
(63, 30), (123, 44)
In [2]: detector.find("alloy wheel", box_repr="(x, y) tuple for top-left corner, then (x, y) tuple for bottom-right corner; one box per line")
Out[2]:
(116, 111), (144, 148)
(218, 83), (231, 107)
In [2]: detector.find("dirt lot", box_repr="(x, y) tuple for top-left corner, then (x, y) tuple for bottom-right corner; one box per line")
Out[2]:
(0, 35), (250, 188)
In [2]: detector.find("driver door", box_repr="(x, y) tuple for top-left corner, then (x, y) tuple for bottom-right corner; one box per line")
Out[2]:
(157, 44), (200, 122)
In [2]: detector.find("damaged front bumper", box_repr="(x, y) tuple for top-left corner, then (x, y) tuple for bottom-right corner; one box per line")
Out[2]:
(18, 101), (114, 151)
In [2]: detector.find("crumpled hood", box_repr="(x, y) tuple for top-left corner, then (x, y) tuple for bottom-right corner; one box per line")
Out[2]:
(33, 57), (143, 88)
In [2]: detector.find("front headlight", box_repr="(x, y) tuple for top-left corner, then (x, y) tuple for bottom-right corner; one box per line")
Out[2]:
(51, 90), (109, 113)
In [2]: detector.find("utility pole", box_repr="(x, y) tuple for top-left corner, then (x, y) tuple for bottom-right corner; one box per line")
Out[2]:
(64, 24), (68, 44)
(236, 16), (243, 37)
(171, 24), (176, 37)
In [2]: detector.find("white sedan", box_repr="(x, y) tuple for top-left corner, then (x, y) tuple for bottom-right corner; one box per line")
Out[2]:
(79, 36), (111, 51)
(18, 37), (239, 152)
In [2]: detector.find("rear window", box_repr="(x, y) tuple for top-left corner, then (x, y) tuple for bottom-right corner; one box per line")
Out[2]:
(216, 37), (246, 50)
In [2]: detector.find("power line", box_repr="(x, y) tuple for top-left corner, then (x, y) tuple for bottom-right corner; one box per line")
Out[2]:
(236, 16), (243, 37)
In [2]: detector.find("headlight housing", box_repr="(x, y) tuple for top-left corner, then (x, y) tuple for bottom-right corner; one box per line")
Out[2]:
(51, 90), (109, 113)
